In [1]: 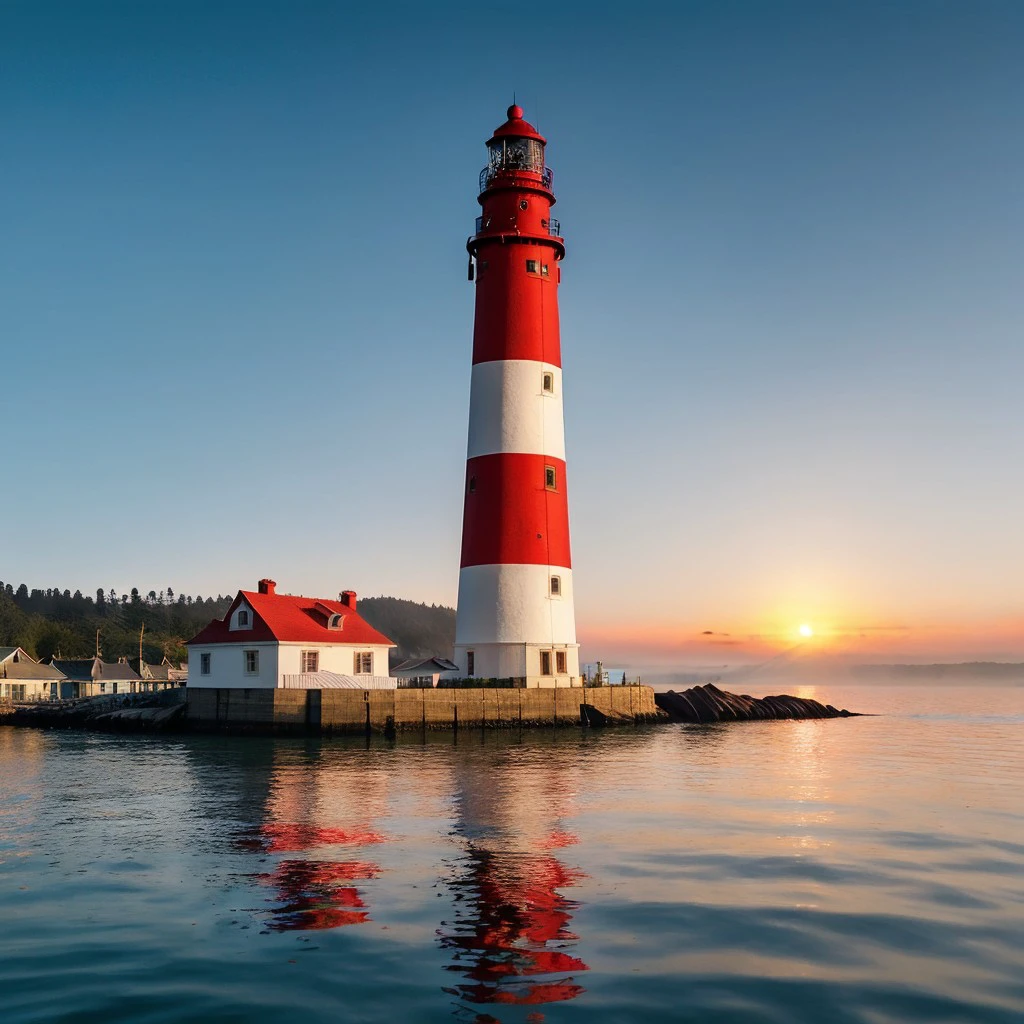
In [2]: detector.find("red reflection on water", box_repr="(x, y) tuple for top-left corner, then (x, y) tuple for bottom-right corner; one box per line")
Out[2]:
(255, 858), (381, 932)
(439, 846), (589, 1008)
(237, 823), (386, 853)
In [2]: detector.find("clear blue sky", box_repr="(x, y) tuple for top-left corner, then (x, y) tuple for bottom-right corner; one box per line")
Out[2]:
(2, 1), (1022, 663)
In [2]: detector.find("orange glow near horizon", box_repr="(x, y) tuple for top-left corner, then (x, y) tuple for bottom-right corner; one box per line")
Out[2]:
(576, 611), (1024, 666)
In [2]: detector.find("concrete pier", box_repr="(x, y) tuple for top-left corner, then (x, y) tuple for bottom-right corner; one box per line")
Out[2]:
(186, 685), (662, 734)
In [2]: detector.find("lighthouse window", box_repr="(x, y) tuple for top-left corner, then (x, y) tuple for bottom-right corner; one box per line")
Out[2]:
(540, 651), (553, 676)
(467, 651), (475, 676)
(556, 651), (567, 674)
(542, 372), (554, 394)
(544, 466), (557, 490)
(468, 476), (476, 494)
(526, 259), (539, 274)
(550, 575), (561, 597)
(541, 264), (549, 277)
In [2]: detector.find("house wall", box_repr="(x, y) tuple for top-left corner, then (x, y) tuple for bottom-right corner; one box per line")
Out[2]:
(187, 643), (280, 689)
(188, 642), (391, 688)
(276, 643), (391, 679)
(0, 680), (51, 701)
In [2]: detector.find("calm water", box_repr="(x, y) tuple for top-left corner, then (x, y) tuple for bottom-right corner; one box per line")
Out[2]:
(1, 683), (1021, 1024)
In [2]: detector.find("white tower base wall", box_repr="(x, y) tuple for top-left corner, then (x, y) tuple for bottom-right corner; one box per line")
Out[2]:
(450, 642), (581, 688)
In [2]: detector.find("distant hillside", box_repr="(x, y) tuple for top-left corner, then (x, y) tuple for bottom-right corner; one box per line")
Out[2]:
(0, 579), (455, 669)
(357, 596), (455, 664)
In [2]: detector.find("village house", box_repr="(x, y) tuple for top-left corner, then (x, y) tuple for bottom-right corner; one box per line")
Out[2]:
(127, 657), (181, 692)
(186, 579), (396, 689)
(392, 656), (460, 688)
(47, 657), (142, 699)
(0, 647), (63, 702)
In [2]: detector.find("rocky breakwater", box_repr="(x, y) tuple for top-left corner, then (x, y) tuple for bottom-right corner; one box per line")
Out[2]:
(655, 683), (860, 723)
(8, 690), (187, 732)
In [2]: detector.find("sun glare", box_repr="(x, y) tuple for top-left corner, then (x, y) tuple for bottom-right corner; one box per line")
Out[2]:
(798, 624), (814, 638)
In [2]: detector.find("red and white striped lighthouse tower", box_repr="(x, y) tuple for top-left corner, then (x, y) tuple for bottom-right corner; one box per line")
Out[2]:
(453, 105), (579, 687)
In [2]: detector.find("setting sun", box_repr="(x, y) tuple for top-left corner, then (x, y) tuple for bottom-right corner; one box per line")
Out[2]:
(798, 624), (814, 638)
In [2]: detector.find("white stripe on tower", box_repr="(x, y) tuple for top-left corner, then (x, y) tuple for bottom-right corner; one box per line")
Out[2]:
(467, 360), (565, 460)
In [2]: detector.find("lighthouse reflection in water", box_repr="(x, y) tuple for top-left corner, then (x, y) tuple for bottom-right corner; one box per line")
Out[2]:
(439, 764), (589, 1014)
(233, 744), (588, 1016)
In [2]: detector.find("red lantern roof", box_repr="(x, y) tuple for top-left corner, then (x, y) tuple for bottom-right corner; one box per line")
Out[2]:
(489, 104), (546, 145)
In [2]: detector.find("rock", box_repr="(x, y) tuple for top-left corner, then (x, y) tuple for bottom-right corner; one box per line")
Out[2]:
(654, 684), (859, 724)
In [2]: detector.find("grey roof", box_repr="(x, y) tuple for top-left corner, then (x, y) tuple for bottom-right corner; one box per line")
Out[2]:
(0, 647), (22, 663)
(393, 656), (460, 674)
(1, 659), (63, 680)
(50, 658), (141, 682)
(128, 658), (171, 681)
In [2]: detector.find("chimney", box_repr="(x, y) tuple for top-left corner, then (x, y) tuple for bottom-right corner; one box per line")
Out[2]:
(258, 578), (277, 595)
(340, 590), (357, 611)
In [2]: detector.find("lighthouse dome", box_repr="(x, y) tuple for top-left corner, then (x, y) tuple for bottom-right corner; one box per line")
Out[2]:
(490, 104), (546, 145)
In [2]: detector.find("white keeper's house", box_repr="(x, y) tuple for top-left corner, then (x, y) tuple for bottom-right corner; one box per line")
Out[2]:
(187, 579), (395, 689)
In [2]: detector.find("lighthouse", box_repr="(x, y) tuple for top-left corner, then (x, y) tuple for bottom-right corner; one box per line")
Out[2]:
(453, 105), (580, 688)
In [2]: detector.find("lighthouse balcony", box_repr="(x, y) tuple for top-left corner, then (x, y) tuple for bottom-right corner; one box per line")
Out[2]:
(479, 165), (554, 195)
(474, 215), (561, 238)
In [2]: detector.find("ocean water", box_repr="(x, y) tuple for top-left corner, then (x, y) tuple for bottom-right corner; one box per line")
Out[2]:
(1, 683), (1021, 1024)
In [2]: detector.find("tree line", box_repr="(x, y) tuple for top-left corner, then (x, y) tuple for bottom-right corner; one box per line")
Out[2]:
(0, 583), (457, 667)
(0, 582), (231, 664)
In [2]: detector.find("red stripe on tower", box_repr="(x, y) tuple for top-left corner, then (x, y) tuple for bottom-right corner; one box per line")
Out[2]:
(452, 105), (580, 687)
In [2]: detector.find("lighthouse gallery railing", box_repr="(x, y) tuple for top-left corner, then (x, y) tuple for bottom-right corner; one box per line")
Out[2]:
(474, 215), (561, 237)
(479, 165), (554, 195)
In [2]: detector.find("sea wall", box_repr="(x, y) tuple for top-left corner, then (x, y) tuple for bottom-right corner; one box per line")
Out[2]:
(186, 685), (661, 734)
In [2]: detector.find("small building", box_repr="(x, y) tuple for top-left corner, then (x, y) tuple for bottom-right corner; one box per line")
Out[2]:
(392, 656), (460, 688)
(48, 657), (142, 699)
(0, 647), (63, 702)
(186, 578), (395, 689)
(128, 658), (179, 692)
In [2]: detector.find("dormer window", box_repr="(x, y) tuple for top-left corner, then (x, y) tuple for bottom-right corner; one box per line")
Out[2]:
(328, 614), (343, 630)
(230, 605), (253, 631)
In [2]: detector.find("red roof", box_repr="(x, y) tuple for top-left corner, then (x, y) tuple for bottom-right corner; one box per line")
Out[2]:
(187, 590), (394, 647)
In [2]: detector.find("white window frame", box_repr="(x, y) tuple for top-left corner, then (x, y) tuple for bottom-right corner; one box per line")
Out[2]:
(244, 650), (259, 676)
(540, 651), (552, 676)
(354, 651), (372, 674)
(301, 650), (320, 673)
(556, 651), (567, 674)
(542, 372), (554, 394)
(200, 652), (211, 675)
(237, 609), (249, 627)
(550, 575), (561, 597)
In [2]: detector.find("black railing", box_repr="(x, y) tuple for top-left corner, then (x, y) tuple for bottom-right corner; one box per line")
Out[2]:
(479, 165), (554, 194)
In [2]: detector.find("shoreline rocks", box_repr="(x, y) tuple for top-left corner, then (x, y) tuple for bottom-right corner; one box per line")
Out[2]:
(654, 683), (860, 723)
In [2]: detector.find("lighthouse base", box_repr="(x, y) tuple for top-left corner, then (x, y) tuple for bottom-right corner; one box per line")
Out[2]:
(450, 642), (581, 688)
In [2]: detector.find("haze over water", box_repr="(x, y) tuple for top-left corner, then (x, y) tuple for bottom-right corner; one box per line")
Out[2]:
(2, 683), (1021, 1023)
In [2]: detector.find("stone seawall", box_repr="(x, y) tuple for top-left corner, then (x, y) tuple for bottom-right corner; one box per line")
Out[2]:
(186, 685), (662, 734)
